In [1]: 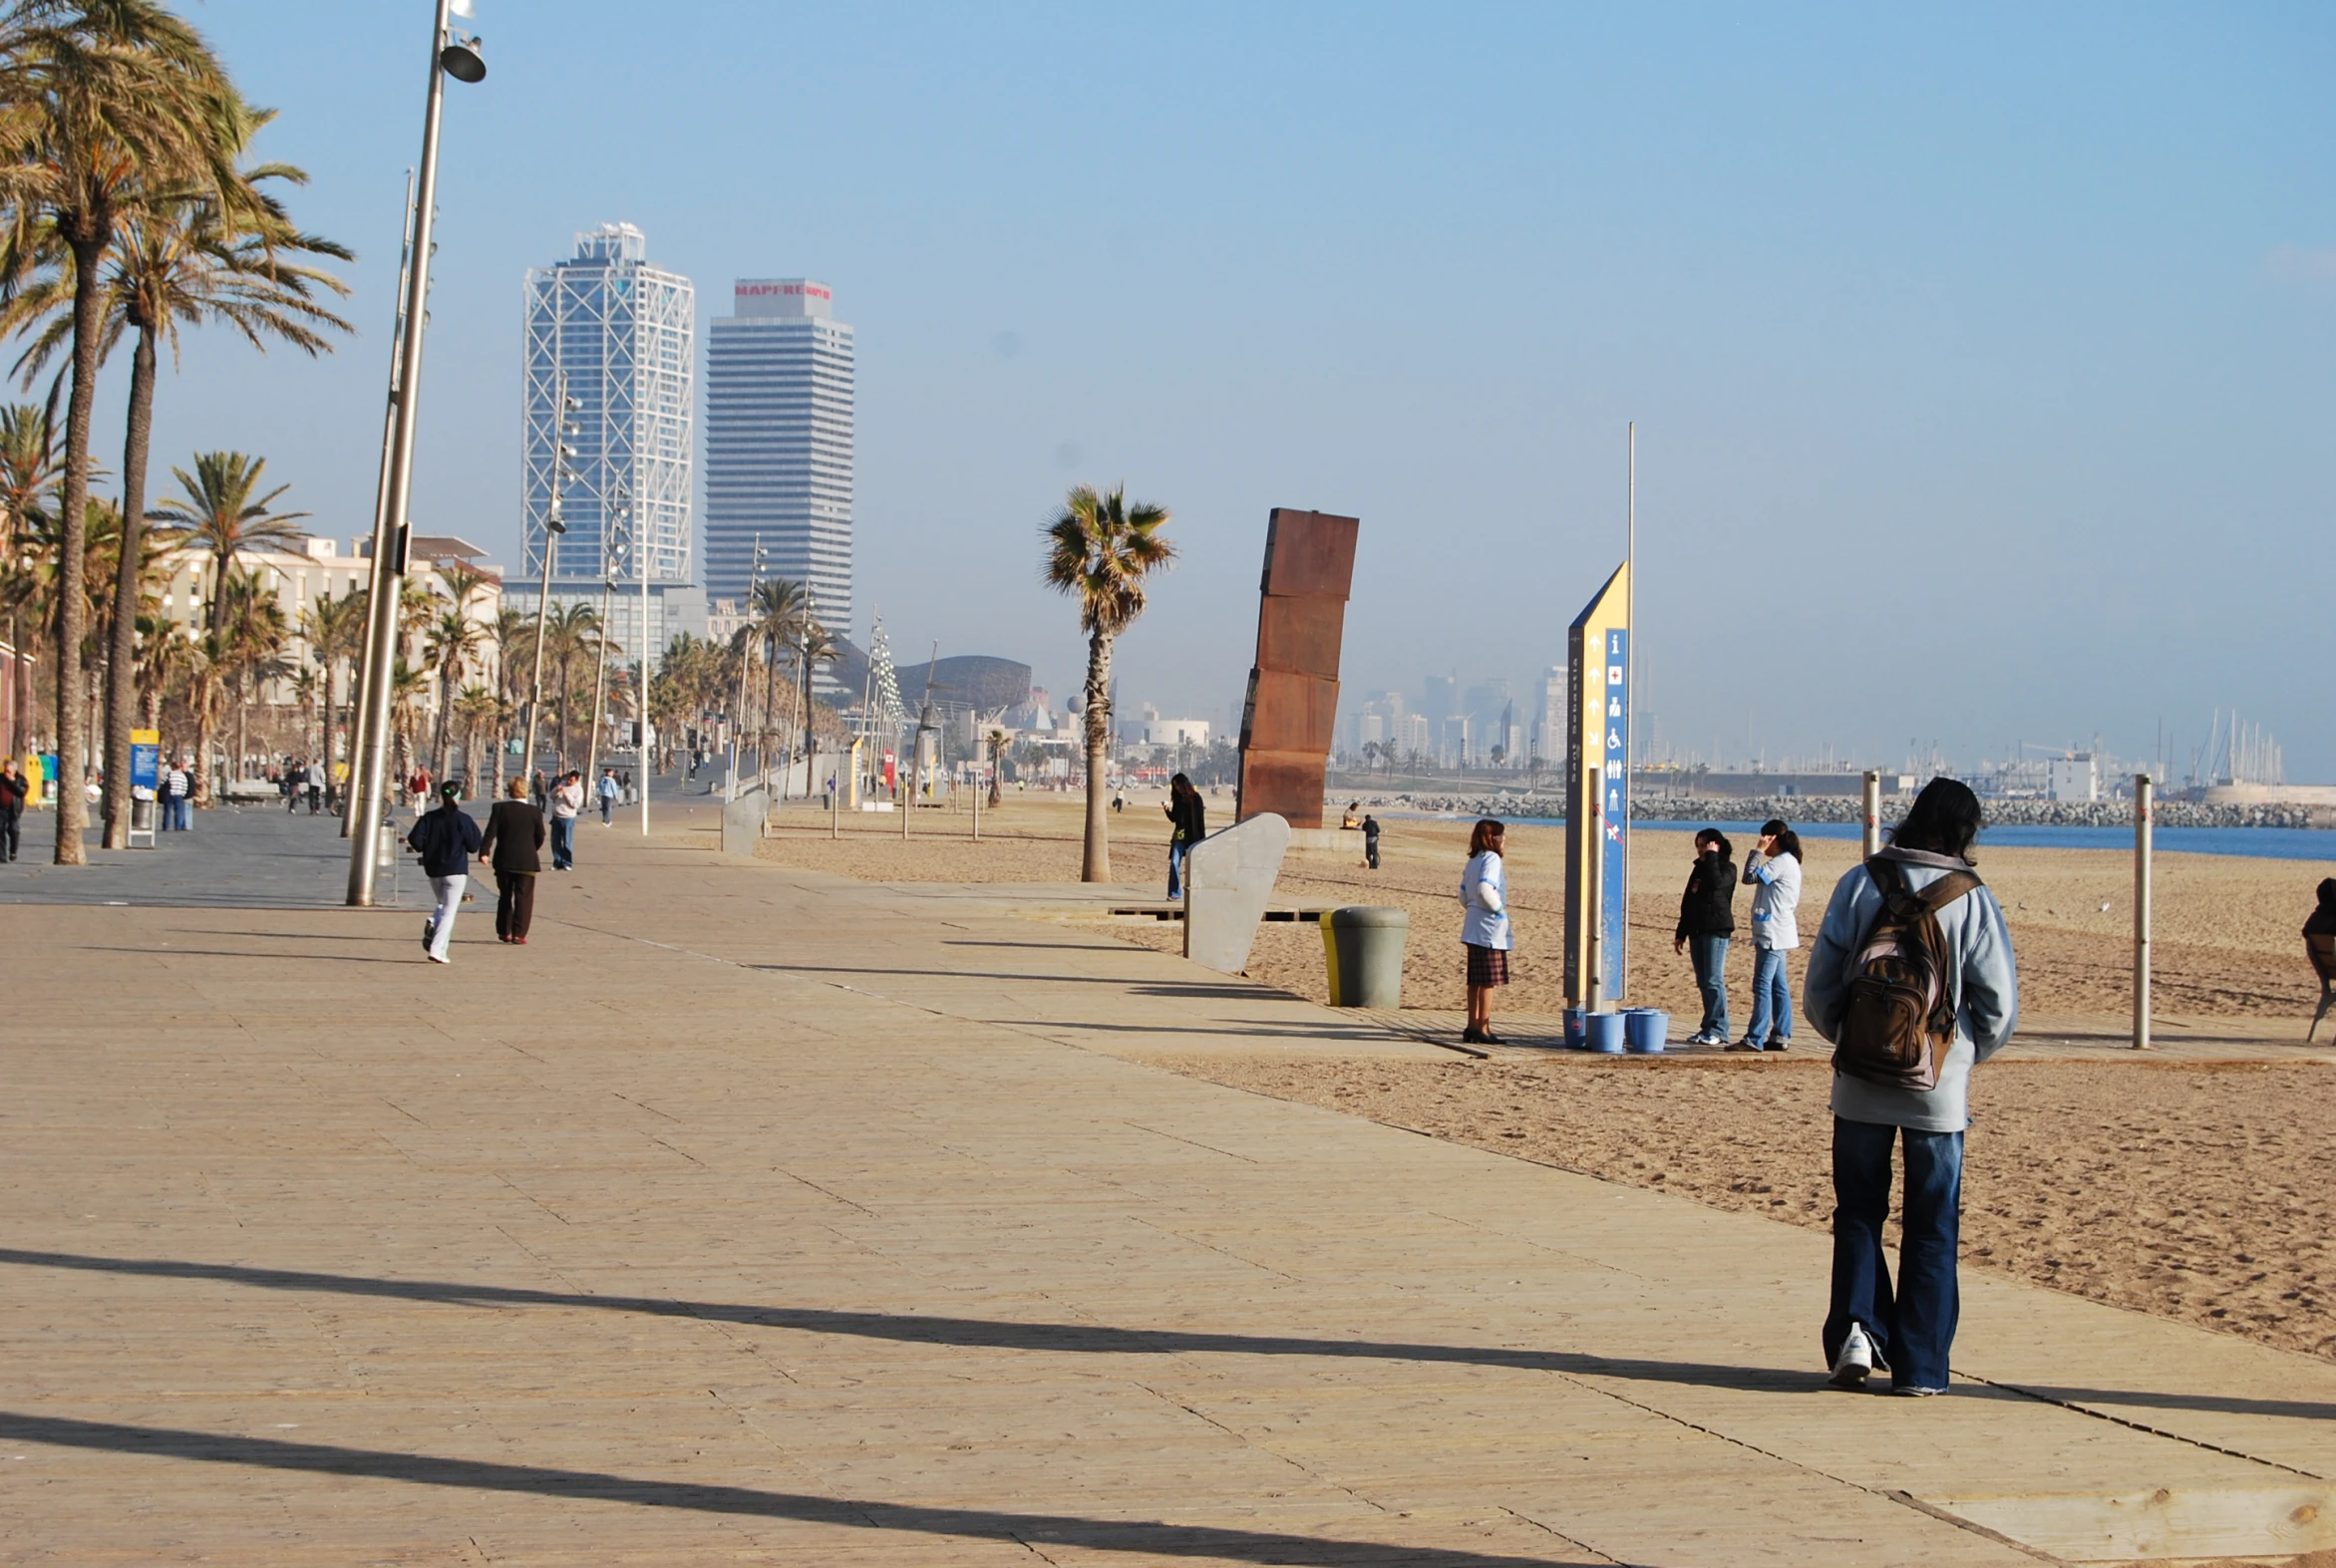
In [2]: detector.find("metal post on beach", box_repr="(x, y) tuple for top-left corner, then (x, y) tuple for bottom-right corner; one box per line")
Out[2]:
(1861, 771), (1880, 860)
(1584, 765), (1604, 1013)
(2134, 773), (2153, 1051)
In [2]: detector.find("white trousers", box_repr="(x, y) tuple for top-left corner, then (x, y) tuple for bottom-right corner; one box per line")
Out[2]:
(427, 873), (467, 960)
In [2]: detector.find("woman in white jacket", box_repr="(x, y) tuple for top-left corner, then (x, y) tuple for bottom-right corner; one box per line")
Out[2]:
(1734, 817), (1805, 1052)
(1460, 818), (1512, 1045)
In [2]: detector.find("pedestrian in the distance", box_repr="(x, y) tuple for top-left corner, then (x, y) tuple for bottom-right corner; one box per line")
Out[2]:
(1805, 777), (2017, 1396)
(1163, 773), (1204, 899)
(549, 771), (583, 869)
(304, 757), (325, 815)
(480, 777), (547, 944)
(1460, 817), (1511, 1046)
(1361, 812), (1381, 871)
(0, 759), (24, 861)
(162, 759), (191, 831)
(1674, 829), (1738, 1046)
(596, 766), (619, 825)
(1734, 817), (1804, 1052)
(407, 782), (483, 966)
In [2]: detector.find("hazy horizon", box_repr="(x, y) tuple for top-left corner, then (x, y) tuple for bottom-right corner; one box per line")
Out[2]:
(57, 3), (2336, 779)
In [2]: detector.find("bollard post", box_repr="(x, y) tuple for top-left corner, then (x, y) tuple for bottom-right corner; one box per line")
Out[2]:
(1861, 771), (1880, 860)
(971, 760), (981, 841)
(1584, 765), (1605, 1013)
(2134, 774), (2153, 1051)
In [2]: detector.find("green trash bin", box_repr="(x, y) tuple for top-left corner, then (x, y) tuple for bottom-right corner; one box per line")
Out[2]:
(1323, 905), (1409, 1008)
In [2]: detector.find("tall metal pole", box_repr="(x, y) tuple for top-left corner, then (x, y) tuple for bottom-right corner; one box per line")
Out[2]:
(1620, 423), (1634, 1002)
(342, 169), (417, 841)
(347, 0), (459, 905)
(1860, 770), (1880, 860)
(2134, 774), (2153, 1051)
(519, 371), (568, 793)
(640, 497), (651, 836)
(799, 586), (821, 804)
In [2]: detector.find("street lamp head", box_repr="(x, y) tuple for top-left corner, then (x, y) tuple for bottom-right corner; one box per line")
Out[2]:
(441, 34), (488, 84)
(545, 515), (567, 536)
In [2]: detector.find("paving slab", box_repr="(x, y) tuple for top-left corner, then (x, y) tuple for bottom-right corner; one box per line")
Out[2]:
(4, 797), (2334, 1564)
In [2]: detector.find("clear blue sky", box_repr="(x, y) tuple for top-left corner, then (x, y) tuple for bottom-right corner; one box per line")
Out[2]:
(81, 3), (2336, 780)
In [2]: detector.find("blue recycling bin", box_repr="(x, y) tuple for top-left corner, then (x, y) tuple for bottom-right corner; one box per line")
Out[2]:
(1584, 1012), (1626, 1054)
(1624, 1008), (1669, 1055)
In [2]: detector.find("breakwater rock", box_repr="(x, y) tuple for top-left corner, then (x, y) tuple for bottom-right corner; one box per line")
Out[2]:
(1342, 791), (2331, 831)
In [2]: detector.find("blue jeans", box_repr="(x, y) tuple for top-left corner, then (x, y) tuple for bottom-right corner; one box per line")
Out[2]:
(1745, 945), (1793, 1046)
(1688, 935), (1730, 1039)
(1167, 841), (1187, 900)
(550, 815), (575, 869)
(167, 796), (191, 831)
(1828, 1116), (1964, 1392)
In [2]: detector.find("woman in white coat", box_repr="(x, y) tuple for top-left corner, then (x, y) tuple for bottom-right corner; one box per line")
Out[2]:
(1460, 818), (1512, 1045)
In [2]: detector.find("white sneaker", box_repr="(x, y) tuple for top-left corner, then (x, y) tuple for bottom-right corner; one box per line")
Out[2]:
(1830, 1324), (1876, 1389)
(426, 951), (451, 965)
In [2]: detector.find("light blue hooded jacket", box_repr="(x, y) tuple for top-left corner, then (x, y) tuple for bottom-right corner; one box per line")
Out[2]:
(1804, 846), (2020, 1134)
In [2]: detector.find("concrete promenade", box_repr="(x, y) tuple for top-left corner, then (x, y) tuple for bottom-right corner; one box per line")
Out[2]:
(8, 800), (2336, 1564)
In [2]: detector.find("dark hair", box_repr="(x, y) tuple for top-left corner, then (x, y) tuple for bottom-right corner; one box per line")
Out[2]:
(1469, 818), (1505, 857)
(1890, 777), (1984, 860)
(2321, 878), (2336, 907)
(1696, 828), (1733, 859)
(1169, 773), (1191, 796)
(1759, 818), (1803, 861)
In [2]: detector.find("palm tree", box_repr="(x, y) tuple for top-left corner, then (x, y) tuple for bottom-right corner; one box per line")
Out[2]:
(148, 450), (307, 630)
(986, 726), (1007, 807)
(1043, 482), (1174, 881)
(297, 583), (363, 780)
(211, 564), (283, 784)
(542, 600), (599, 772)
(0, 0), (247, 862)
(184, 627), (222, 803)
(423, 602), (481, 781)
(0, 404), (55, 754)
(4, 100), (350, 844)
(450, 682), (499, 795)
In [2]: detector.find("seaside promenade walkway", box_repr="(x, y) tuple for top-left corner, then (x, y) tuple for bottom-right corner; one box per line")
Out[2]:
(9, 797), (2336, 1564)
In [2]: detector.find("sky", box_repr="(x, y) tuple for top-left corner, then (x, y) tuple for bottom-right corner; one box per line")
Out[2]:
(73, 2), (2336, 781)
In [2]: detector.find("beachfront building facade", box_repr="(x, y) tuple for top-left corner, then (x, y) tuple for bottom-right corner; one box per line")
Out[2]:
(519, 222), (705, 663)
(704, 278), (855, 638)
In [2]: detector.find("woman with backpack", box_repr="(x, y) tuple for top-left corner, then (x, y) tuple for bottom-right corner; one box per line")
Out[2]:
(1673, 829), (1737, 1045)
(1733, 817), (1804, 1052)
(1460, 818), (1511, 1046)
(1804, 777), (2018, 1397)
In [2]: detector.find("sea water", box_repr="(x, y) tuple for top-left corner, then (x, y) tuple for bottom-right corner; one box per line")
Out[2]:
(1400, 813), (2336, 863)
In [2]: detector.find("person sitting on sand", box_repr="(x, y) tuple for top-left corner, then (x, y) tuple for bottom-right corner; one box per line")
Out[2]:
(1341, 802), (1362, 829)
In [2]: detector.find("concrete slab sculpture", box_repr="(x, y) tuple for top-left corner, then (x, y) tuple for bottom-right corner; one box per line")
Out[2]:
(1235, 508), (1359, 832)
(1182, 812), (1291, 974)
(720, 784), (768, 857)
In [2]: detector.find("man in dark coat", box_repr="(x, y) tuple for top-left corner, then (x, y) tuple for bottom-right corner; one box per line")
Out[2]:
(479, 777), (548, 944)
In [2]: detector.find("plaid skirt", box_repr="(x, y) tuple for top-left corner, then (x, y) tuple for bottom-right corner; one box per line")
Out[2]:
(1465, 942), (1510, 988)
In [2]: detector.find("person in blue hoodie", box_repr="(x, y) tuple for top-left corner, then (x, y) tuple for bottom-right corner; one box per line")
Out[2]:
(1805, 777), (2019, 1397)
(407, 781), (484, 966)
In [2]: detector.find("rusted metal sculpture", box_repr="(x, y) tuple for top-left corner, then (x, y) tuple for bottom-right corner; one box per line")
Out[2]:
(1235, 508), (1359, 830)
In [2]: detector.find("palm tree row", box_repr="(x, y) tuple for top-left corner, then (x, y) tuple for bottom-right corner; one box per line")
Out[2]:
(0, 0), (349, 861)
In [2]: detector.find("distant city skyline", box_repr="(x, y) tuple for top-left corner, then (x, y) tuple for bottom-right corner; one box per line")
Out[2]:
(105, 6), (2336, 778)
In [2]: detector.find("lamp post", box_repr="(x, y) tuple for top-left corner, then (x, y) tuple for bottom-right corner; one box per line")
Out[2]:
(519, 376), (578, 791)
(583, 502), (627, 789)
(346, 0), (486, 905)
(639, 481), (652, 835)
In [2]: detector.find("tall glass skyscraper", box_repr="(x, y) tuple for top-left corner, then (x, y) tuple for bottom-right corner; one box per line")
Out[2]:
(705, 278), (854, 632)
(520, 223), (702, 661)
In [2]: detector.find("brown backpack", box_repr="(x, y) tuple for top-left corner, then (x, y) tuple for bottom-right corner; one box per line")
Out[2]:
(1834, 857), (1983, 1092)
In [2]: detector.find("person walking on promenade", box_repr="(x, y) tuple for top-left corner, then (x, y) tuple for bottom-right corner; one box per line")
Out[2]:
(162, 759), (191, 831)
(1675, 828), (1738, 1045)
(549, 771), (582, 869)
(1461, 817), (1511, 1046)
(1361, 811), (1381, 870)
(304, 757), (325, 815)
(596, 767), (619, 825)
(480, 777), (547, 945)
(1163, 773), (1205, 899)
(1805, 777), (2017, 1396)
(1733, 817), (1805, 1052)
(407, 782), (483, 966)
(0, 759), (24, 861)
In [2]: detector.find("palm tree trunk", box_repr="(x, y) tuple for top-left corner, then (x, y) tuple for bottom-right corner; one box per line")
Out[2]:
(102, 326), (159, 848)
(1081, 628), (1112, 882)
(51, 233), (107, 866)
(235, 683), (248, 787)
(193, 688), (215, 807)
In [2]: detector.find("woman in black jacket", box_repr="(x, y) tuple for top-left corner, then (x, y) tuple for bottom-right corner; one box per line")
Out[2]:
(1673, 828), (1738, 1045)
(1164, 773), (1205, 899)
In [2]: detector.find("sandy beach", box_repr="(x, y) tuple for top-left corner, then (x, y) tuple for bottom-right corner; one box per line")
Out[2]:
(758, 792), (2336, 1364)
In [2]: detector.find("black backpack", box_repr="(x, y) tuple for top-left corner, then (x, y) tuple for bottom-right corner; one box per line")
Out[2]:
(1834, 857), (1983, 1092)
